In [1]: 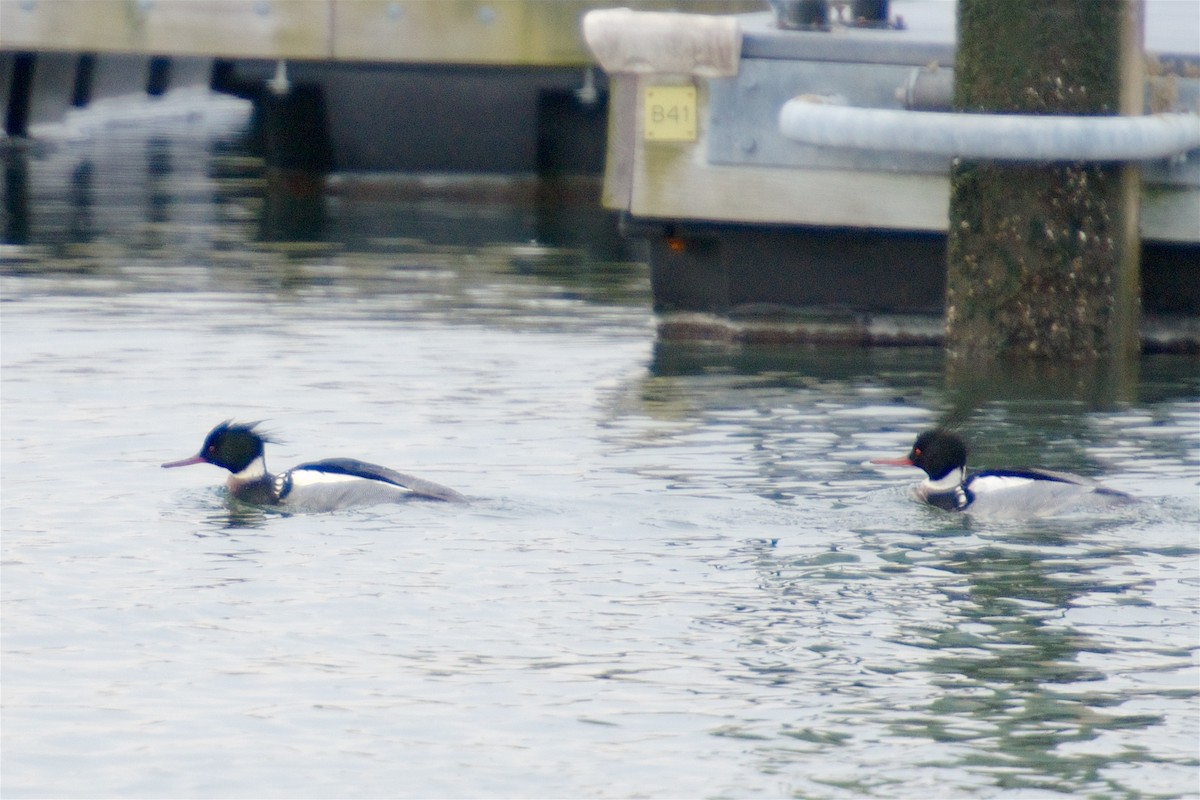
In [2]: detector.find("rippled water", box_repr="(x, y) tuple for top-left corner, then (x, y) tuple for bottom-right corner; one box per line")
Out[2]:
(2, 92), (1198, 799)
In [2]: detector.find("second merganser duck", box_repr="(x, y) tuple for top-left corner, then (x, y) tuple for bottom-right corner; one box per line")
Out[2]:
(163, 421), (465, 512)
(872, 429), (1133, 516)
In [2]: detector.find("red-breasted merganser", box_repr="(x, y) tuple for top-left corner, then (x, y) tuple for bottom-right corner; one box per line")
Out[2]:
(163, 421), (465, 511)
(872, 429), (1133, 516)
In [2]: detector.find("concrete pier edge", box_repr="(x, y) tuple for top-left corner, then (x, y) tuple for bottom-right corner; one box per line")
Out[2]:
(655, 310), (1200, 354)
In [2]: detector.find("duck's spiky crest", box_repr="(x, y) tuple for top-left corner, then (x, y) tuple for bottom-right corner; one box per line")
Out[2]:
(211, 419), (278, 444)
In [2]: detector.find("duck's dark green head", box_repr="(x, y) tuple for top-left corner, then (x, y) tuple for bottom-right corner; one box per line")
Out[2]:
(907, 429), (968, 481)
(873, 428), (968, 481)
(162, 420), (272, 474)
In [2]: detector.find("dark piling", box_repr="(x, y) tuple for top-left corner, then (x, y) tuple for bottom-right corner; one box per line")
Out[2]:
(946, 0), (1144, 363)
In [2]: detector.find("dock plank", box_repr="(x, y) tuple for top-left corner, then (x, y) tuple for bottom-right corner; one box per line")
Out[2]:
(1, 0), (762, 65)
(0, 0), (330, 58)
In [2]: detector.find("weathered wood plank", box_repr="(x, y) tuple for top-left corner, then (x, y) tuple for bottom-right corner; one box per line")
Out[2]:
(334, 1), (760, 65)
(1, 0), (761, 64)
(332, 0), (591, 65)
(0, 0), (331, 59)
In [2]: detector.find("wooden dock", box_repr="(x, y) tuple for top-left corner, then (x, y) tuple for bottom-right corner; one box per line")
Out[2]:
(1, 0), (756, 65)
(0, 0), (761, 171)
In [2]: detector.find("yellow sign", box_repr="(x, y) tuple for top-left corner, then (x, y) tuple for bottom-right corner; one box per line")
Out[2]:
(644, 86), (697, 142)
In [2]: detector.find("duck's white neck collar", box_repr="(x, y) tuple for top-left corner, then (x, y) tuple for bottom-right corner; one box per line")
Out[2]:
(230, 455), (268, 482)
(923, 466), (966, 492)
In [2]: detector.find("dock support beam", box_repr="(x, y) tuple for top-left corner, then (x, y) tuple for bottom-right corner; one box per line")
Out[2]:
(4, 53), (36, 137)
(945, 0), (1144, 363)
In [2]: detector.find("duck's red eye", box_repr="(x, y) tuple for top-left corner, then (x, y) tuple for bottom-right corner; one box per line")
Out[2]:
(913, 448), (922, 457)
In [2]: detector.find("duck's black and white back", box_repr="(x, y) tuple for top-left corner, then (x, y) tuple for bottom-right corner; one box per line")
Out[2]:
(279, 457), (465, 511)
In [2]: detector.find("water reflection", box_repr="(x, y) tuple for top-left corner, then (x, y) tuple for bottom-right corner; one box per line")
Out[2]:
(901, 543), (1167, 793)
(260, 171), (326, 242)
(145, 137), (172, 226)
(69, 161), (95, 240)
(697, 508), (1194, 794)
(945, 356), (1141, 416)
(0, 96), (634, 287)
(205, 502), (272, 531)
(2, 153), (30, 244)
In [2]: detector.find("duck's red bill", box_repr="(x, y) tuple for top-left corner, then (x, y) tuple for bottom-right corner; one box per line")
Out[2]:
(162, 455), (206, 469)
(870, 457), (914, 466)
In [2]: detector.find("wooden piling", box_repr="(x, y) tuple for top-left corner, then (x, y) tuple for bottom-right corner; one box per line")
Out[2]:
(945, 0), (1144, 362)
(4, 52), (36, 137)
